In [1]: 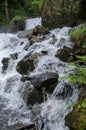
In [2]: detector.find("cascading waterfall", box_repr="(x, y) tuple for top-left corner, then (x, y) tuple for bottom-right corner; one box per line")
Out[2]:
(0, 18), (78, 130)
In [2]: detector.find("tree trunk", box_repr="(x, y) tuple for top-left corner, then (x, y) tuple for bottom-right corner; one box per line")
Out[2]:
(5, 0), (9, 19)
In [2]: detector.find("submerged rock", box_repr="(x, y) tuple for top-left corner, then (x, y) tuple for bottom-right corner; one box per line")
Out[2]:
(1, 57), (10, 73)
(10, 53), (18, 60)
(55, 83), (73, 100)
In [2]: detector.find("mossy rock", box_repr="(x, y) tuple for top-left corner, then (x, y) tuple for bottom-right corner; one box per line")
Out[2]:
(12, 15), (26, 31)
(42, 0), (86, 29)
(70, 27), (86, 55)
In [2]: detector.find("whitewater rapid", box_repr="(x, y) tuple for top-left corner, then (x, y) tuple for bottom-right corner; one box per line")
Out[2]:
(0, 18), (78, 130)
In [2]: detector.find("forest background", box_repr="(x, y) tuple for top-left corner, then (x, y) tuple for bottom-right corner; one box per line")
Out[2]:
(0, 0), (43, 27)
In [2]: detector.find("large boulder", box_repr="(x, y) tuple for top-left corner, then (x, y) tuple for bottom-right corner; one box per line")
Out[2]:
(18, 25), (50, 45)
(29, 72), (59, 93)
(16, 53), (41, 75)
(42, 0), (86, 29)
(22, 80), (43, 105)
(55, 46), (74, 62)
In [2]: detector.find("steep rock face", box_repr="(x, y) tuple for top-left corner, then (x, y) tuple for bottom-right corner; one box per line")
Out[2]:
(42, 0), (86, 29)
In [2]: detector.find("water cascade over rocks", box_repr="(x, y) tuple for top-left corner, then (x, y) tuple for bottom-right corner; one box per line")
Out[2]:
(0, 18), (78, 130)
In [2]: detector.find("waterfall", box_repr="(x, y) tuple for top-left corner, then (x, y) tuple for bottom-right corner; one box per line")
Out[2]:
(0, 18), (78, 130)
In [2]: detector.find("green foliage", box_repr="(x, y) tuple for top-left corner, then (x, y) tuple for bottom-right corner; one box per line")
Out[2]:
(76, 55), (86, 63)
(69, 65), (86, 84)
(70, 27), (86, 46)
(77, 99), (86, 114)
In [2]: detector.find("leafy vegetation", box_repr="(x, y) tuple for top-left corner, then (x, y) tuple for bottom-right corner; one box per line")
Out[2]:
(70, 27), (86, 46)
(68, 64), (86, 84)
(76, 55), (86, 63)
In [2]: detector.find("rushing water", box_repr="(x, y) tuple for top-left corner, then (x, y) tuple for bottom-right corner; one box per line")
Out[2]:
(0, 18), (78, 130)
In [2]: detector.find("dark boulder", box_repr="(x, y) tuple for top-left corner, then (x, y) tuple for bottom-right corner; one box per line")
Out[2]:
(55, 46), (74, 62)
(22, 82), (43, 105)
(18, 30), (33, 38)
(16, 53), (41, 75)
(1, 57), (10, 73)
(29, 72), (59, 93)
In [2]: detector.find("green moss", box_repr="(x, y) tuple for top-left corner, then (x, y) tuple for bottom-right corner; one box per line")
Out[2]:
(70, 27), (86, 46)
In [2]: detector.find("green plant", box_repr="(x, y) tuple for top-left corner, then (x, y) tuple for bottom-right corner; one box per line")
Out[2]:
(76, 55), (86, 63)
(69, 65), (86, 84)
(70, 27), (86, 46)
(77, 99), (86, 114)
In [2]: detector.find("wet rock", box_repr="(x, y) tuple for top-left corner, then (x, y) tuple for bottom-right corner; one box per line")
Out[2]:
(55, 83), (73, 99)
(18, 25), (50, 45)
(32, 25), (49, 35)
(18, 25), (49, 39)
(10, 53), (18, 60)
(18, 30), (33, 38)
(21, 76), (30, 82)
(29, 35), (43, 45)
(23, 83), (43, 105)
(55, 46), (73, 62)
(11, 123), (36, 130)
(23, 43), (30, 51)
(29, 72), (59, 93)
(30, 104), (41, 120)
(1, 57), (10, 73)
(16, 53), (41, 75)
(27, 88), (43, 105)
(50, 37), (57, 44)
(12, 17), (25, 32)
(41, 50), (48, 55)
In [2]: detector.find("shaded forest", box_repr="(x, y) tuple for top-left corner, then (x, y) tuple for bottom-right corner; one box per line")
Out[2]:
(0, 0), (43, 26)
